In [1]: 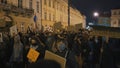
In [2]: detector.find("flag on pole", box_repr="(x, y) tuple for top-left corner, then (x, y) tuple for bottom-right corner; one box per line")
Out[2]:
(33, 15), (37, 23)
(33, 15), (37, 30)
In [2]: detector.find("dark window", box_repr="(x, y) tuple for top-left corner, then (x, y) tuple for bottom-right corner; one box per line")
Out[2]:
(18, 0), (22, 8)
(57, 3), (59, 10)
(36, 1), (39, 13)
(119, 11), (120, 15)
(1, 0), (7, 4)
(44, 0), (46, 5)
(113, 21), (117, 25)
(53, 15), (55, 21)
(113, 11), (117, 15)
(60, 15), (63, 22)
(49, 0), (51, 7)
(49, 13), (51, 21)
(60, 6), (62, 11)
(29, 0), (32, 9)
(53, 1), (55, 8)
(44, 12), (47, 20)
(119, 20), (120, 27)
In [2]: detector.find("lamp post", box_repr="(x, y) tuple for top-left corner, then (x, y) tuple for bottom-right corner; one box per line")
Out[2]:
(40, 0), (43, 31)
(68, 0), (71, 26)
(93, 12), (99, 25)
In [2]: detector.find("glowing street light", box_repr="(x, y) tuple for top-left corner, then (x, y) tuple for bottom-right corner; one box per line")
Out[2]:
(93, 12), (99, 25)
(93, 12), (99, 17)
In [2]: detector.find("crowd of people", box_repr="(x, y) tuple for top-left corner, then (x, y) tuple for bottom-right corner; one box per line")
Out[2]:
(0, 28), (120, 68)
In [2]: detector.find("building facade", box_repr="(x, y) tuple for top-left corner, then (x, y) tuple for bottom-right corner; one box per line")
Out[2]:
(98, 12), (111, 26)
(0, 0), (42, 32)
(98, 17), (110, 26)
(42, 0), (86, 30)
(111, 9), (120, 27)
(0, 0), (86, 32)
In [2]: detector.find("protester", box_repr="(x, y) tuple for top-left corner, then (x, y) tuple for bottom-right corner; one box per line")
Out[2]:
(0, 28), (119, 68)
(10, 34), (24, 68)
(27, 36), (46, 63)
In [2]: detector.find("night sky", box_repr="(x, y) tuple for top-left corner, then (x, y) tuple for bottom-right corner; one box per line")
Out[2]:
(72, 0), (120, 23)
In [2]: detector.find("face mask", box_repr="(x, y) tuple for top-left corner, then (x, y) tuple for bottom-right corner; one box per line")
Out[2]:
(57, 42), (66, 52)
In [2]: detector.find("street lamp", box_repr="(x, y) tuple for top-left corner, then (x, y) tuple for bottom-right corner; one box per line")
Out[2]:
(68, 0), (71, 26)
(93, 12), (99, 25)
(93, 12), (99, 17)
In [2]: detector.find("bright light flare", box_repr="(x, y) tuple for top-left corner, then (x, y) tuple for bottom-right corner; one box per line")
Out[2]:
(93, 12), (99, 17)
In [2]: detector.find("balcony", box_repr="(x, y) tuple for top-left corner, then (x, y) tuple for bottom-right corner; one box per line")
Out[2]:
(0, 3), (34, 17)
(25, 8), (34, 17)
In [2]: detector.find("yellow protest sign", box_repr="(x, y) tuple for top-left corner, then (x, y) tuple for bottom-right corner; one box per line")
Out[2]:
(27, 48), (40, 62)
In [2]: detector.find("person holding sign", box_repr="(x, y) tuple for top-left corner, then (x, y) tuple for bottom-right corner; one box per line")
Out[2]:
(27, 36), (45, 63)
(27, 48), (40, 63)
